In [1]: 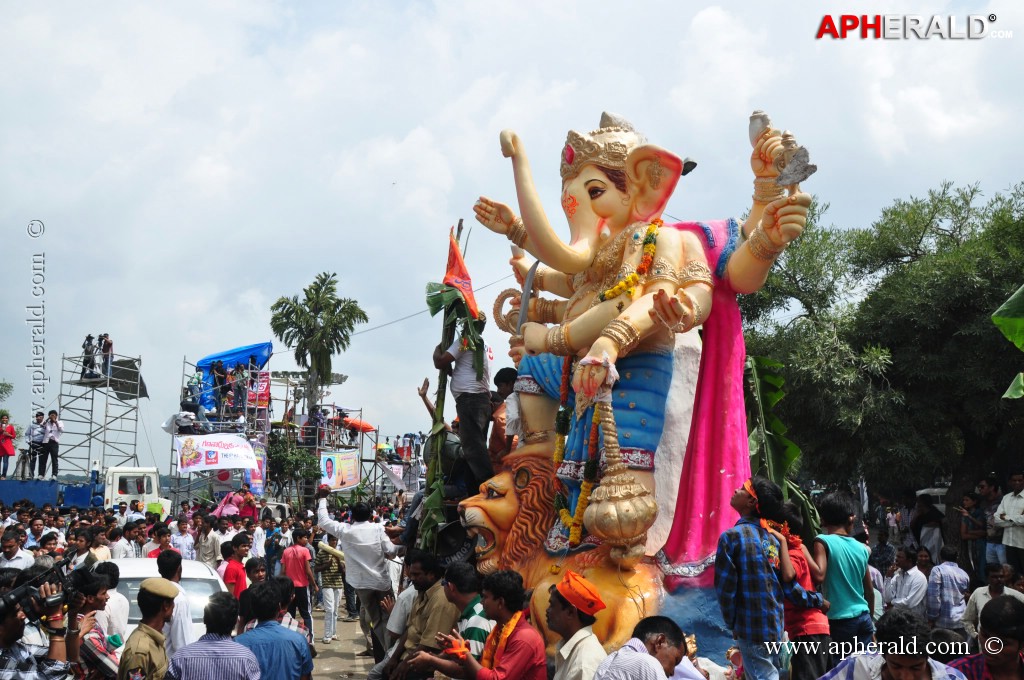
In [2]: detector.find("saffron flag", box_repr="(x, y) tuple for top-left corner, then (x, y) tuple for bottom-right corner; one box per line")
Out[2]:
(442, 231), (479, 319)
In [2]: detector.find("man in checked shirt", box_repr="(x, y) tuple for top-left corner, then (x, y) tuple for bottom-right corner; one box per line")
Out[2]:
(714, 476), (787, 680)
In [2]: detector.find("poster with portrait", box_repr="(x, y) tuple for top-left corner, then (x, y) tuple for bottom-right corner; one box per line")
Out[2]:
(245, 442), (267, 495)
(321, 450), (360, 491)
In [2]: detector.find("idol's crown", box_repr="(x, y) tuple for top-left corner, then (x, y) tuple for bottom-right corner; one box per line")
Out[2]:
(560, 112), (646, 181)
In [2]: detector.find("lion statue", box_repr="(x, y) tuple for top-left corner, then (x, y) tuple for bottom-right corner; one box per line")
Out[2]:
(458, 447), (663, 653)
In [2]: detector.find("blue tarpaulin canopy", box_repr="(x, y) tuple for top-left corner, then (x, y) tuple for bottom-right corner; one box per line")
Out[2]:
(195, 341), (273, 411)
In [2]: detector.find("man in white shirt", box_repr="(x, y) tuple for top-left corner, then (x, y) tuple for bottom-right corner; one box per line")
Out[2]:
(93, 561), (130, 641)
(0, 530), (35, 569)
(157, 550), (197, 657)
(961, 562), (1024, 639)
(250, 518), (267, 559)
(995, 470), (1024, 575)
(114, 501), (130, 527)
(316, 488), (399, 662)
(548, 571), (608, 680)
(594, 616), (686, 680)
(883, 546), (928, 616)
(40, 409), (63, 479)
(432, 315), (494, 493)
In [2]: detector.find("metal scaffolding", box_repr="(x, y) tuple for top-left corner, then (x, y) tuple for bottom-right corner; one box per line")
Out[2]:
(57, 352), (145, 476)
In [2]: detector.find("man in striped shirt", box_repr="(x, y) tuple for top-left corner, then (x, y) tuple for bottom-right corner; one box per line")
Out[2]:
(405, 561), (494, 677)
(166, 592), (260, 680)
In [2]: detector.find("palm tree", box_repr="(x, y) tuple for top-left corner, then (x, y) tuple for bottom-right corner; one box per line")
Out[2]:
(270, 272), (368, 414)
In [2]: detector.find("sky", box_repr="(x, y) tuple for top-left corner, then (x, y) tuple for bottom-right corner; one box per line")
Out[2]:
(1, 0), (1021, 475)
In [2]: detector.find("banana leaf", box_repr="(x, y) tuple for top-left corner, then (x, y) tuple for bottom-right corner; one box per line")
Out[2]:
(993, 283), (1024, 351)
(1003, 373), (1024, 400)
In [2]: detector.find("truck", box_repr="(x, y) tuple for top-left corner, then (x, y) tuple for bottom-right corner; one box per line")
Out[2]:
(0, 466), (170, 515)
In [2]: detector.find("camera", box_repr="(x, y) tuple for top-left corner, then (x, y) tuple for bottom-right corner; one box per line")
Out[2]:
(0, 552), (78, 622)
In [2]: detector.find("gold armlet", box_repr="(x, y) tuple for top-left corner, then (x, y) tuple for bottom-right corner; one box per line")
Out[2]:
(507, 217), (528, 248)
(646, 257), (678, 287)
(601, 319), (641, 355)
(753, 177), (786, 204)
(747, 225), (786, 262)
(678, 261), (714, 289)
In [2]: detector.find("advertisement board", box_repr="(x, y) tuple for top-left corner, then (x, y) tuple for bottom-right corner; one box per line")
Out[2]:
(175, 433), (257, 473)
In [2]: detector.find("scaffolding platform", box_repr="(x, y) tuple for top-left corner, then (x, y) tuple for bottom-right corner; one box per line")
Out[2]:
(58, 352), (146, 476)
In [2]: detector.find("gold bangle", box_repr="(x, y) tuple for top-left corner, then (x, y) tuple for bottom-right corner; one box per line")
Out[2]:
(691, 296), (705, 326)
(747, 225), (786, 262)
(563, 322), (574, 352)
(752, 177), (785, 204)
(601, 319), (641, 355)
(546, 325), (571, 356)
(535, 268), (546, 291)
(507, 217), (528, 248)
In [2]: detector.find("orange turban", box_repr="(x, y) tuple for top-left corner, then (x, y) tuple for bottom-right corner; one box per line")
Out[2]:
(555, 570), (606, 616)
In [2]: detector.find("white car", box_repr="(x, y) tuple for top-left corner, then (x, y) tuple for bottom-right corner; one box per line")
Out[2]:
(106, 558), (227, 640)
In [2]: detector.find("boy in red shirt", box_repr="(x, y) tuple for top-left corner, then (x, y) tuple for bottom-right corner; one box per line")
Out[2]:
(778, 501), (832, 680)
(282, 527), (318, 634)
(222, 532), (252, 598)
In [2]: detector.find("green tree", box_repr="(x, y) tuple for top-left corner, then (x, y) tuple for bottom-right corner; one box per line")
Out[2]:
(743, 183), (1024, 496)
(265, 430), (321, 507)
(270, 272), (367, 415)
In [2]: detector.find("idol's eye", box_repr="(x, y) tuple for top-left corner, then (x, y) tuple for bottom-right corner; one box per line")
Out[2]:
(588, 187), (605, 200)
(485, 487), (505, 500)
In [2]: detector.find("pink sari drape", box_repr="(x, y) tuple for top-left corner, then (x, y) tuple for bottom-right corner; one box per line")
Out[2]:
(659, 220), (751, 590)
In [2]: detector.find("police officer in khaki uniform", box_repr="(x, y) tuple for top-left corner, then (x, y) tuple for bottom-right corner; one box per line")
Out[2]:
(117, 577), (177, 680)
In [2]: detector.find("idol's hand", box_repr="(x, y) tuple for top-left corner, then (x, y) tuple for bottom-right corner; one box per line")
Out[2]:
(751, 129), (784, 179)
(761, 192), (812, 247)
(474, 196), (517, 236)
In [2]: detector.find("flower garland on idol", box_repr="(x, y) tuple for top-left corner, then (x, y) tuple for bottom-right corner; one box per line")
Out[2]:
(552, 218), (660, 548)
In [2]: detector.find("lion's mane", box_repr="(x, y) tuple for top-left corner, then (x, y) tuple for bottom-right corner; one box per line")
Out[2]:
(497, 454), (557, 570)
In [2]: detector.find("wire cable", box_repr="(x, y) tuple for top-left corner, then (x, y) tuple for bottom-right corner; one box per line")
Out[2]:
(352, 274), (514, 336)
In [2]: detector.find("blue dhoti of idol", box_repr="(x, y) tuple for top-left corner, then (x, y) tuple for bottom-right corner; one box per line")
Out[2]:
(515, 351), (672, 549)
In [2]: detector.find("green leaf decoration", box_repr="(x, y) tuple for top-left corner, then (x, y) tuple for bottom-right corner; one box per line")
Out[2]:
(1003, 373), (1024, 400)
(993, 284), (1024, 351)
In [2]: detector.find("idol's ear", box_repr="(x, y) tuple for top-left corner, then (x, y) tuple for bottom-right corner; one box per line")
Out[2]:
(625, 145), (685, 222)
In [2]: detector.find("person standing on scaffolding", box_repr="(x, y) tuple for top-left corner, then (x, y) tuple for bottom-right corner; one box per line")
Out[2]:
(187, 366), (204, 402)
(232, 363), (249, 414)
(25, 411), (45, 480)
(99, 333), (113, 377)
(40, 409), (63, 479)
(212, 360), (228, 414)
(81, 333), (98, 378)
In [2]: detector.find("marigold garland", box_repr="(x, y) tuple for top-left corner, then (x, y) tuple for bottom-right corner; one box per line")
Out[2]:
(561, 409), (601, 547)
(481, 610), (522, 669)
(597, 219), (661, 302)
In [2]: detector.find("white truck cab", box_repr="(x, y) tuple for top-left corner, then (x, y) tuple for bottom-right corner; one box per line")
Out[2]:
(103, 467), (171, 516)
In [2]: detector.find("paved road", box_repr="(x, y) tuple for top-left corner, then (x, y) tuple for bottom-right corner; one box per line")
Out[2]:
(309, 609), (376, 678)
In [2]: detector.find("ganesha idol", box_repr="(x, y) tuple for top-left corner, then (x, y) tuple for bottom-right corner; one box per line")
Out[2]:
(461, 111), (813, 653)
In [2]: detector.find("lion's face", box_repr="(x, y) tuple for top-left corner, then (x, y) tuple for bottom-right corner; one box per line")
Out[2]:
(459, 472), (518, 575)
(458, 454), (557, 576)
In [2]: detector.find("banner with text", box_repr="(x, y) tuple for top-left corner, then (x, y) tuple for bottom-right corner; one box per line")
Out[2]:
(245, 442), (267, 495)
(247, 371), (271, 408)
(175, 433), (257, 473)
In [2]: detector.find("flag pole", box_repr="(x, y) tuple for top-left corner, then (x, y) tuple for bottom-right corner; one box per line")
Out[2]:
(419, 219), (464, 553)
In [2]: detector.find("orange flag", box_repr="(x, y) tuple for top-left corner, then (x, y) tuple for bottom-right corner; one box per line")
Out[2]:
(442, 230), (479, 319)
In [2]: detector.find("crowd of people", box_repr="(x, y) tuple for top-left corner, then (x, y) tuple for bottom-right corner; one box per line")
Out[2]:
(712, 474), (1024, 680)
